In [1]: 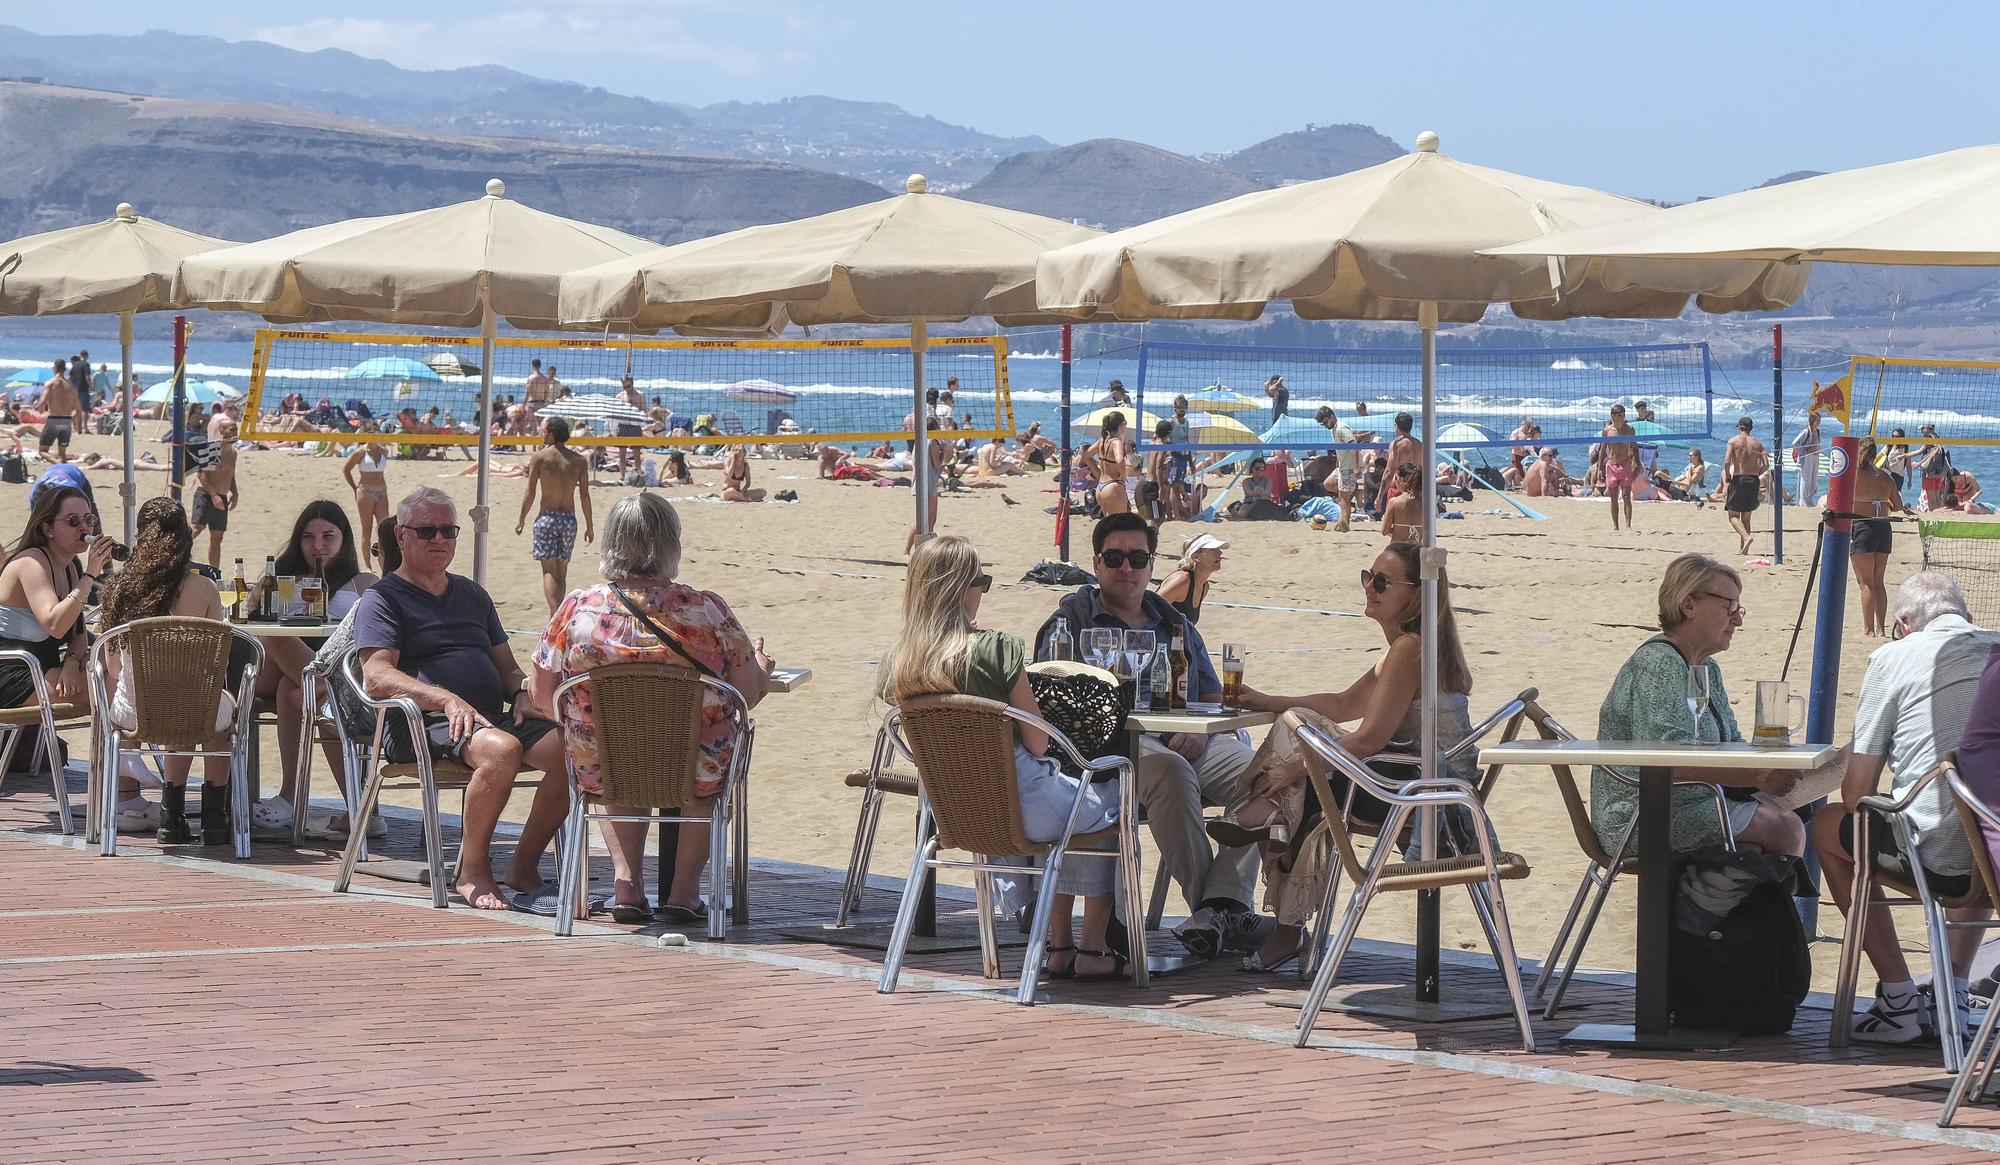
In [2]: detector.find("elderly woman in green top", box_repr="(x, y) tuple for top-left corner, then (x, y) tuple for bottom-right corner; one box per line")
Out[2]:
(882, 535), (1125, 981)
(1593, 553), (1825, 856)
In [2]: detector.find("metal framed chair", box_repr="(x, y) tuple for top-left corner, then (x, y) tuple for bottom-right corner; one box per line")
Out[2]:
(1938, 761), (2000, 1127)
(1289, 717), (1535, 1052)
(289, 651), (371, 850)
(328, 646), (545, 910)
(878, 693), (1149, 1005)
(0, 648), (88, 835)
(1830, 757), (1996, 1074)
(87, 617), (263, 859)
(1533, 701), (1739, 1017)
(550, 661), (753, 941)
(834, 717), (916, 927)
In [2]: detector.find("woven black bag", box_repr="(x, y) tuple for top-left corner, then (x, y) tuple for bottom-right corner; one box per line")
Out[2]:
(1027, 669), (1133, 782)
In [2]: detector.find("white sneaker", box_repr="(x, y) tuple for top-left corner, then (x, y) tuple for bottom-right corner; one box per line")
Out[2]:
(1852, 984), (1929, 1045)
(114, 797), (161, 834)
(118, 754), (162, 789)
(250, 797), (294, 833)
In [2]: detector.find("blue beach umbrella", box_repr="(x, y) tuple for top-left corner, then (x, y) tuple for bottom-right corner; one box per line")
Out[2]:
(344, 356), (444, 383)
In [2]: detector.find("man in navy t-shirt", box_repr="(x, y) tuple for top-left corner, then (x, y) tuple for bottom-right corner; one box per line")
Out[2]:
(353, 486), (566, 913)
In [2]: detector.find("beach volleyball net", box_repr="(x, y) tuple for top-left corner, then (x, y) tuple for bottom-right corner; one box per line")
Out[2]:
(240, 329), (1013, 448)
(1921, 519), (2000, 627)
(1127, 339), (1712, 454)
(1855, 355), (2000, 448)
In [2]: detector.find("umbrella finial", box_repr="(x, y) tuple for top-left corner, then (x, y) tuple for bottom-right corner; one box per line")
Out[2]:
(486, 178), (506, 198)
(906, 174), (928, 194)
(114, 202), (136, 221)
(1415, 131), (1440, 153)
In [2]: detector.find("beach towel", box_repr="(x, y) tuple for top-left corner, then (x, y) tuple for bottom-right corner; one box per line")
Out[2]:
(832, 464), (875, 482)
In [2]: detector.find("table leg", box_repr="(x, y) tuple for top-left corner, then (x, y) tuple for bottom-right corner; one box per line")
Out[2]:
(1415, 890), (1441, 1002)
(654, 819), (679, 917)
(915, 810), (937, 938)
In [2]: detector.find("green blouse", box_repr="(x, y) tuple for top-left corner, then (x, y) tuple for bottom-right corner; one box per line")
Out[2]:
(962, 629), (1025, 705)
(1591, 634), (1744, 853)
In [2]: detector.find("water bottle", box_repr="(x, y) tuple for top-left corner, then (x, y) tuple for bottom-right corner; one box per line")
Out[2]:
(1046, 616), (1075, 662)
(1151, 645), (1172, 710)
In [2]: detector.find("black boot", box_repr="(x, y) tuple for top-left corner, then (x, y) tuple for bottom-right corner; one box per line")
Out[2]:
(156, 783), (192, 844)
(200, 784), (232, 847)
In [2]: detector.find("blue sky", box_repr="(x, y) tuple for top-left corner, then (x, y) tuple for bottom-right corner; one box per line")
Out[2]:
(12, 1), (1994, 202)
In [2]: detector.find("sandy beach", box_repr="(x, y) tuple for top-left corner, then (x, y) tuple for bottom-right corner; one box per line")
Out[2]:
(2, 428), (1926, 978)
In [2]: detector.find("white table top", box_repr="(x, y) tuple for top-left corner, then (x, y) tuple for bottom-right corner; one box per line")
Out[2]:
(1127, 708), (1274, 735)
(237, 621), (333, 638)
(767, 667), (811, 693)
(1479, 738), (1837, 771)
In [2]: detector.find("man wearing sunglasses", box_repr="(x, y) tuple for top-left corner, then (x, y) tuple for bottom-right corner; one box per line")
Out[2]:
(354, 487), (567, 913)
(1033, 512), (1262, 961)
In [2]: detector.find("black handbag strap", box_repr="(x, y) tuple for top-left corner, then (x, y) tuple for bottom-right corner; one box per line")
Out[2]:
(609, 587), (720, 679)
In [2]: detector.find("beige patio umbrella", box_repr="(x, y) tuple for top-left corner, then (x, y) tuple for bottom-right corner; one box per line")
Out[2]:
(0, 204), (233, 543)
(1036, 134), (1806, 1002)
(559, 175), (1099, 535)
(176, 179), (662, 579)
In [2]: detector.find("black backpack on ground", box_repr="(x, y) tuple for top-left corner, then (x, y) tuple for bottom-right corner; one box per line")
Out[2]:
(1668, 848), (1811, 1036)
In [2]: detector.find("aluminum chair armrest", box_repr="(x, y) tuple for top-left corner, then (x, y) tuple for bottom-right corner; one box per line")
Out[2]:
(0, 647), (56, 705)
(1855, 763), (1941, 817)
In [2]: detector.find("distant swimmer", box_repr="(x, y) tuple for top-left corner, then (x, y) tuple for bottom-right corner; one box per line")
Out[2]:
(1723, 416), (1769, 557)
(1602, 403), (1638, 531)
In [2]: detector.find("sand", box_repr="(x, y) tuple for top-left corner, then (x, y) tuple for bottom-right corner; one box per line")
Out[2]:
(4, 428), (1929, 980)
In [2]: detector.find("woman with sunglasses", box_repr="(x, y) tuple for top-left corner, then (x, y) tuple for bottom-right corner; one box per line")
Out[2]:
(1591, 553), (1815, 858)
(1212, 542), (1478, 972)
(881, 534), (1125, 981)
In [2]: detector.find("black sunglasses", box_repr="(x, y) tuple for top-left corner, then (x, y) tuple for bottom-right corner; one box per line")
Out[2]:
(1360, 568), (1415, 594)
(1098, 549), (1152, 570)
(969, 574), (993, 592)
(404, 524), (461, 541)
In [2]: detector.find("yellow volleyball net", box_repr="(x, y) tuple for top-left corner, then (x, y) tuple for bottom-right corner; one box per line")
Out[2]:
(239, 329), (1014, 448)
(1854, 354), (2000, 448)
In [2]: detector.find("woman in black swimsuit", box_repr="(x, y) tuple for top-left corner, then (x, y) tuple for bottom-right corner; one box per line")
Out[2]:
(1848, 440), (1905, 637)
(1156, 533), (1227, 625)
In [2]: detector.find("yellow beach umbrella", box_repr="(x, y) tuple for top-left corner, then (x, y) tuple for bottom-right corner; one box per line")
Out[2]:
(1183, 410), (1258, 442)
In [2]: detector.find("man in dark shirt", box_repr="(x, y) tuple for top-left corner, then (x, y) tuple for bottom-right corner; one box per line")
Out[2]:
(354, 486), (567, 912)
(1265, 374), (1288, 422)
(1950, 642), (2000, 883)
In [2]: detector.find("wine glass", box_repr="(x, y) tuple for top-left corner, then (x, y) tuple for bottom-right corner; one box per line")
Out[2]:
(1083, 629), (1121, 672)
(1122, 629), (1156, 685)
(1687, 665), (1711, 733)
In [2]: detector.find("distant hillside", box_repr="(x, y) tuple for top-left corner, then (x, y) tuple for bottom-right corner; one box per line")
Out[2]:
(1218, 123), (1402, 185)
(964, 139), (1263, 228)
(0, 83), (883, 245)
(0, 25), (1049, 189)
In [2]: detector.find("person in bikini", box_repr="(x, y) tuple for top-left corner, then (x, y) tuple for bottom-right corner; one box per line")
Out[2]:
(344, 442), (392, 570)
(721, 445), (766, 503)
(516, 417), (593, 615)
(1723, 416), (1769, 557)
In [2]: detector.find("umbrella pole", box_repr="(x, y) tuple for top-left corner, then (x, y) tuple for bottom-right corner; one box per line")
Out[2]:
(1416, 300), (1441, 1005)
(1057, 325), (1073, 563)
(912, 318), (931, 542)
(473, 299), (497, 584)
(118, 311), (136, 545)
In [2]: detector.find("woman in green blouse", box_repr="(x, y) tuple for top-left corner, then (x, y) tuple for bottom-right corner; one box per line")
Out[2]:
(1592, 553), (1817, 856)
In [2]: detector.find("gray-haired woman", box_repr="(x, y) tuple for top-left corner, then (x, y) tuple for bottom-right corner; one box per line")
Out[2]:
(531, 492), (772, 923)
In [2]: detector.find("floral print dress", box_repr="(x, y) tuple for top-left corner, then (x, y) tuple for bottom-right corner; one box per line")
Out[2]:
(535, 582), (756, 799)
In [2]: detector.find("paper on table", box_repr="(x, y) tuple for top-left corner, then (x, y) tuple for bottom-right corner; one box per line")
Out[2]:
(1756, 758), (1847, 813)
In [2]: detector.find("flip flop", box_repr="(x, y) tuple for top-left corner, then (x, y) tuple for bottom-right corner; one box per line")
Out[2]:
(610, 898), (654, 924)
(656, 899), (709, 925)
(502, 884), (561, 917)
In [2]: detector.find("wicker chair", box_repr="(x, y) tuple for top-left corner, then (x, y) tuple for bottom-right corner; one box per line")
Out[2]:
(1937, 762), (2000, 1127)
(1830, 757), (1997, 1075)
(1532, 701), (1740, 1018)
(328, 646), (546, 910)
(878, 693), (1149, 1005)
(1289, 717), (1535, 1052)
(87, 617), (263, 859)
(0, 648), (89, 835)
(549, 661), (754, 941)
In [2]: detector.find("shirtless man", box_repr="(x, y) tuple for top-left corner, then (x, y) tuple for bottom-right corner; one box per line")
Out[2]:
(1387, 411), (1421, 480)
(616, 374), (648, 476)
(515, 417), (593, 614)
(1601, 404), (1639, 531)
(1723, 416), (1769, 556)
(1522, 447), (1568, 497)
(190, 419), (240, 570)
(1504, 418), (1537, 488)
(37, 360), (78, 463)
(522, 359), (551, 414)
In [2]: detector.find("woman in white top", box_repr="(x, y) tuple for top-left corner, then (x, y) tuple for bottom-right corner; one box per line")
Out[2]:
(247, 500), (378, 832)
(343, 444), (391, 570)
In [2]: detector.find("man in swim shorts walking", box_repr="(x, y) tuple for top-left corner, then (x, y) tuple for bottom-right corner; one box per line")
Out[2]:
(1724, 415), (1769, 557)
(1602, 404), (1638, 531)
(37, 359), (78, 462)
(189, 418), (240, 570)
(516, 416), (593, 614)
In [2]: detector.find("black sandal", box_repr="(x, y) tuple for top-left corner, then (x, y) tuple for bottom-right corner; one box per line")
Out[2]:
(1042, 945), (1078, 980)
(657, 899), (708, 925)
(610, 899), (654, 924)
(1072, 947), (1131, 983)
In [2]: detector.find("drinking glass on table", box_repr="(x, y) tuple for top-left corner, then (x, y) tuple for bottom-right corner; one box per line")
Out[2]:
(298, 576), (324, 621)
(1121, 629), (1156, 709)
(1220, 643), (1246, 710)
(1687, 665), (1710, 727)
(277, 575), (297, 616)
(1082, 628), (1122, 672)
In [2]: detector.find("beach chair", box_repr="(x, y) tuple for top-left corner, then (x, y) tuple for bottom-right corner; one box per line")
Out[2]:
(1289, 718), (1535, 1052)
(549, 661), (753, 941)
(878, 693), (1148, 1005)
(0, 649), (89, 835)
(719, 414), (746, 438)
(1533, 701), (1739, 1017)
(87, 617), (262, 859)
(1831, 757), (1996, 1074)
(1937, 761), (2000, 1126)
(328, 646), (544, 910)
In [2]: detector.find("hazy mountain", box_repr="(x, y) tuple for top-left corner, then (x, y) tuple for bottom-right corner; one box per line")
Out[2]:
(0, 83), (883, 246)
(1217, 123), (1402, 185)
(0, 25), (1049, 189)
(964, 139), (1263, 228)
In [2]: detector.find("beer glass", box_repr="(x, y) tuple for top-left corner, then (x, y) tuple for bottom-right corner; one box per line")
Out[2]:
(1220, 643), (1246, 711)
(298, 576), (325, 621)
(1752, 680), (1806, 748)
(277, 575), (297, 617)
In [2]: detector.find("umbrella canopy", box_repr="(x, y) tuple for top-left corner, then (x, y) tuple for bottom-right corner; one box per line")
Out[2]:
(3, 367), (48, 389)
(175, 179), (661, 330)
(0, 203), (230, 317)
(1629, 418), (1694, 450)
(1181, 384), (1264, 413)
(1183, 411), (1259, 443)
(1071, 406), (1165, 433)
(140, 379), (237, 405)
(425, 352), (482, 379)
(1486, 144), (2000, 266)
(1436, 421), (1498, 448)
(722, 378), (797, 404)
(1036, 133), (1803, 322)
(537, 394), (651, 425)
(345, 356), (444, 383)
(557, 175), (1100, 330)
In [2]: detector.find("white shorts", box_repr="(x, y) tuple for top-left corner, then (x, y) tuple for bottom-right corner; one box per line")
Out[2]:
(1334, 468), (1356, 493)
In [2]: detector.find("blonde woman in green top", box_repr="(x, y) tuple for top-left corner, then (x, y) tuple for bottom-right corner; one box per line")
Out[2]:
(883, 535), (1125, 981)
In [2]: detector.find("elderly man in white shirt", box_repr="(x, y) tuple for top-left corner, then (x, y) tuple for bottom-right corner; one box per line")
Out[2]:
(1811, 571), (1999, 1044)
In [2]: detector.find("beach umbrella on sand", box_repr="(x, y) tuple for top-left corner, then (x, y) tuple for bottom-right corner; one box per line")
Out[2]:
(1435, 421), (1498, 448)
(139, 379), (237, 405)
(722, 378), (798, 404)
(425, 351), (481, 379)
(175, 179), (661, 581)
(0, 203), (232, 543)
(345, 356), (445, 383)
(1036, 133), (1804, 1026)
(1070, 405), (1165, 434)
(4, 367), (46, 390)
(558, 174), (1102, 539)
(1183, 384), (1264, 413)
(1183, 411), (1259, 443)
(537, 394), (651, 426)
(1628, 418), (1693, 451)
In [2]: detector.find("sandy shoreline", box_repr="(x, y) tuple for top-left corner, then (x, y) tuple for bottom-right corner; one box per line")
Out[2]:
(1, 427), (1942, 981)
